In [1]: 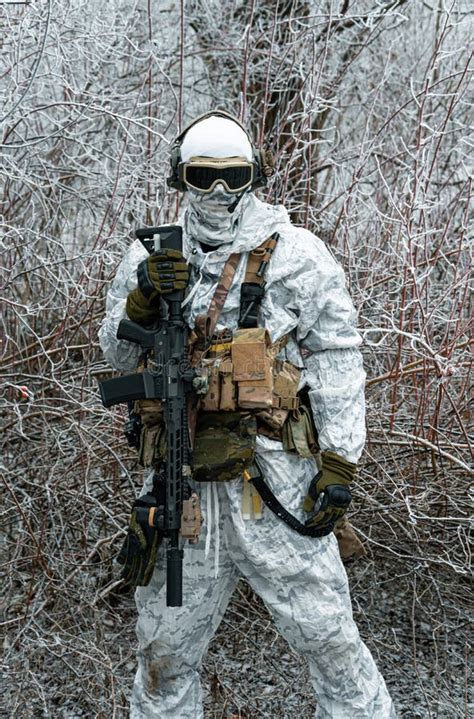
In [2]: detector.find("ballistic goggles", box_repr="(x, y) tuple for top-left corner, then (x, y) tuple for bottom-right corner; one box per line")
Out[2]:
(180, 156), (254, 194)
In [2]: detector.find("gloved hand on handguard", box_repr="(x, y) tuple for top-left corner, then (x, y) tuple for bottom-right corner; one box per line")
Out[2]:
(117, 493), (164, 587)
(303, 451), (356, 536)
(126, 249), (189, 324)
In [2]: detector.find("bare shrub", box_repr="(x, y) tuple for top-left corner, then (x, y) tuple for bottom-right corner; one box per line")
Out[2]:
(2, 1), (471, 716)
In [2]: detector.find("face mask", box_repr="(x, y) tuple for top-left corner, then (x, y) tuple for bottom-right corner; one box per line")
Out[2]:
(185, 185), (250, 247)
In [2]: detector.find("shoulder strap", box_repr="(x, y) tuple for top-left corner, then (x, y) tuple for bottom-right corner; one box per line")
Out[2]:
(206, 252), (241, 339)
(196, 232), (279, 341)
(239, 233), (279, 328)
(244, 233), (279, 285)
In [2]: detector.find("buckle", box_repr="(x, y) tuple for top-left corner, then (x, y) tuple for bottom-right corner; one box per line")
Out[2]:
(273, 396), (299, 410)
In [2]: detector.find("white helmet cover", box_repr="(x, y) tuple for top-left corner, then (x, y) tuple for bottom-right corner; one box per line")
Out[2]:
(180, 116), (253, 162)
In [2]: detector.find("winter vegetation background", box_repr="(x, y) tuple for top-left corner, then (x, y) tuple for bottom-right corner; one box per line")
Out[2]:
(1, 1), (472, 717)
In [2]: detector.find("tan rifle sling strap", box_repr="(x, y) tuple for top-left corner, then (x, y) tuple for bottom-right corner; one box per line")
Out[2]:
(205, 252), (241, 340)
(194, 232), (280, 346)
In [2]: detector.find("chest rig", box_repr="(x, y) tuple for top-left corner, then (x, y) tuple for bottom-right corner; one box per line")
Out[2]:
(186, 233), (323, 537)
(184, 234), (318, 488)
(189, 233), (301, 419)
(134, 233), (318, 486)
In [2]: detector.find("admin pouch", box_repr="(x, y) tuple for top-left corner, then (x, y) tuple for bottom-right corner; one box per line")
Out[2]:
(191, 411), (257, 482)
(231, 327), (273, 409)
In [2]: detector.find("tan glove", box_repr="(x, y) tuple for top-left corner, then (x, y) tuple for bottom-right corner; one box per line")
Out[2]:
(126, 248), (189, 324)
(303, 451), (356, 535)
(126, 287), (161, 325)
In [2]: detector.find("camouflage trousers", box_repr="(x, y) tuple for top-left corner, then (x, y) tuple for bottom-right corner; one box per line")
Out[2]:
(131, 439), (396, 718)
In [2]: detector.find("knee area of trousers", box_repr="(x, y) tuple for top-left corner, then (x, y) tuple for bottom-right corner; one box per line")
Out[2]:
(139, 640), (197, 696)
(293, 617), (360, 657)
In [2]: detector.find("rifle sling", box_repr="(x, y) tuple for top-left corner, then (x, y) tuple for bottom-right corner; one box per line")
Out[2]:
(244, 233), (279, 286)
(206, 252), (241, 339)
(201, 232), (280, 342)
(250, 471), (330, 538)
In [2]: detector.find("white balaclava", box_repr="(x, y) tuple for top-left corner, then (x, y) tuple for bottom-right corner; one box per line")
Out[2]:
(181, 115), (254, 247)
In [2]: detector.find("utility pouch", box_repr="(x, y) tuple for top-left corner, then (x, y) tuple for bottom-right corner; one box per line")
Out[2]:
(133, 397), (165, 468)
(138, 422), (166, 468)
(219, 357), (237, 411)
(254, 358), (301, 439)
(282, 405), (319, 458)
(272, 360), (301, 410)
(200, 360), (220, 411)
(232, 328), (273, 409)
(192, 412), (256, 482)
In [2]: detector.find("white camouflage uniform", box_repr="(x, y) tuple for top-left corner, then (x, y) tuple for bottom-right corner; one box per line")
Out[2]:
(99, 190), (396, 717)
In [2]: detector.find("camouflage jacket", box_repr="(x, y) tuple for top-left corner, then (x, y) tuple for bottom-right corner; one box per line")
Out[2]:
(99, 194), (366, 463)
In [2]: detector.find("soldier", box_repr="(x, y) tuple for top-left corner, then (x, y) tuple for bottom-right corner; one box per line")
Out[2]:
(99, 111), (396, 718)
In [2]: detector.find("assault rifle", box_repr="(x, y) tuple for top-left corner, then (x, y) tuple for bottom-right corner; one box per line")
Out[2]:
(99, 225), (203, 607)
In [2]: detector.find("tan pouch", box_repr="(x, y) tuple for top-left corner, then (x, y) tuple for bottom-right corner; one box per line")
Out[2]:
(254, 358), (301, 436)
(232, 328), (273, 409)
(282, 406), (319, 458)
(334, 517), (367, 562)
(200, 360), (220, 411)
(138, 423), (166, 468)
(133, 395), (165, 468)
(232, 328), (270, 381)
(273, 360), (301, 410)
(219, 357), (237, 411)
(134, 398), (163, 427)
(238, 361), (273, 409)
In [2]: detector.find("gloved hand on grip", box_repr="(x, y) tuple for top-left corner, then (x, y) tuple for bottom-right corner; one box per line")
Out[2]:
(303, 451), (356, 536)
(125, 249), (189, 324)
(137, 249), (189, 297)
(126, 287), (161, 325)
(117, 494), (163, 587)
